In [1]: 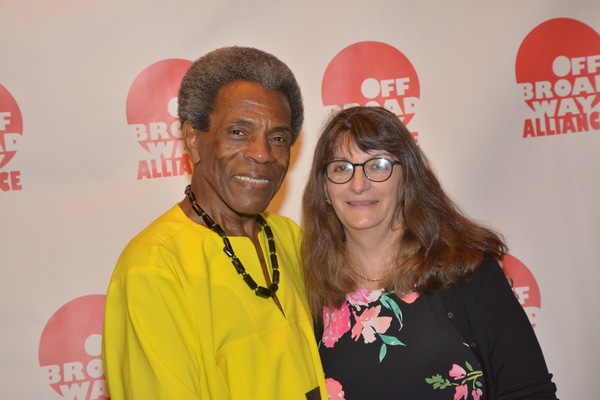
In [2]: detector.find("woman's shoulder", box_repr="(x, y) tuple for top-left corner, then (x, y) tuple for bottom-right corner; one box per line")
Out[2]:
(470, 255), (507, 285)
(450, 254), (515, 306)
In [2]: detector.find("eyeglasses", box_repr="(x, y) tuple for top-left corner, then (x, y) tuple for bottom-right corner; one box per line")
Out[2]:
(325, 157), (400, 184)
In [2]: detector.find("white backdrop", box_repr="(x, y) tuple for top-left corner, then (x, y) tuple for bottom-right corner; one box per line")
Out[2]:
(1, 1), (599, 398)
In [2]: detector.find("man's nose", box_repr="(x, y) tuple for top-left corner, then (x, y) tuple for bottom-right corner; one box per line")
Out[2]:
(244, 135), (274, 163)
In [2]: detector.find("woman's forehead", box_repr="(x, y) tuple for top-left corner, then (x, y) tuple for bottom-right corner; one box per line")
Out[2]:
(331, 141), (390, 159)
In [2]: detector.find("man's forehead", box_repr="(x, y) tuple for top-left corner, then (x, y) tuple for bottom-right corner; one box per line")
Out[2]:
(212, 81), (292, 123)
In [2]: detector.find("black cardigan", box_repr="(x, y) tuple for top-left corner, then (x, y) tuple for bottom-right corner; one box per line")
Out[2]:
(443, 256), (558, 399)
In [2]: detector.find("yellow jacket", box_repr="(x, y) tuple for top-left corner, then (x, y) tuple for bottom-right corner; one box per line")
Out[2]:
(103, 205), (326, 399)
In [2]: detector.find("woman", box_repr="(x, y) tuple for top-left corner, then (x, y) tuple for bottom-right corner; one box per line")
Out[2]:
(301, 106), (557, 399)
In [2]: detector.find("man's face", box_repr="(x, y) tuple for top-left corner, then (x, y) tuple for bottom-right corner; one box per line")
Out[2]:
(186, 80), (293, 218)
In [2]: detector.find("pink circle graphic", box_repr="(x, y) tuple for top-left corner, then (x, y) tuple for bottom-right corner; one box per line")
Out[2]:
(0, 84), (23, 169)
(501, 254), (542, 327)
(126, 58), (194, 179)
(126, 58), (192, 153)
(126, 58), (192, 126)
(322, 41), (420, 126)
(39, 294), (109, 399)
(516, 18), (600, 113)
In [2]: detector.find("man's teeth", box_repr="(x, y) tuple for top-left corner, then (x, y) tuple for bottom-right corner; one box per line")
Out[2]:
(237, 176), (269, 184)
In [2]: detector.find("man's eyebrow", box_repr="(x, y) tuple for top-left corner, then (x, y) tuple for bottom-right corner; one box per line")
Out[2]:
(228, 118), (292, 133)
(270, 126), (292, 133)
(228, 118), (256, 127)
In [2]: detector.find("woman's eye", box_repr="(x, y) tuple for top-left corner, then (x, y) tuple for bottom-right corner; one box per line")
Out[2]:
(370, 160), (389, 170)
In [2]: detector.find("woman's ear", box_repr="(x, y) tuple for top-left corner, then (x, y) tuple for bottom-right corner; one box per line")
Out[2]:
(183, 121), (201, 165)
(324, 184), (331, 205)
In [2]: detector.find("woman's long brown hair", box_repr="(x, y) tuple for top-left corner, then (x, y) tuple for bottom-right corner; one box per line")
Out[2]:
(301, 106), (506, 320)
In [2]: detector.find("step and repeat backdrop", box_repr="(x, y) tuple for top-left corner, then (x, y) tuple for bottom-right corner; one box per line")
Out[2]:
(1, 0), (599, 398)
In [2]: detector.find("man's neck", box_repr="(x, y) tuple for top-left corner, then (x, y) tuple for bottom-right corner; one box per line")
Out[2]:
(179, 193), (261, 239)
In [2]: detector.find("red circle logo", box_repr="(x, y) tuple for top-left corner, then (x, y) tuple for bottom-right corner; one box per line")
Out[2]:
(501, 254), (542, 327)
(126, 59), (193, 179)
(516, 18), (600, 137)
(321, 41), (420, 128)
(39, 295), (109, 399)
(0, 84), (23, 169)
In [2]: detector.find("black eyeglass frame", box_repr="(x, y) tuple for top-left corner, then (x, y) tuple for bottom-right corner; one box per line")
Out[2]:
(324, 157), (401, 184)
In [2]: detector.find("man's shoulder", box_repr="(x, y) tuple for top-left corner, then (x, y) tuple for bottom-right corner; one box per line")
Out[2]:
(264, 212), (299, 226)
(121, 204), (200, 253)
(263, 212), (303, 238)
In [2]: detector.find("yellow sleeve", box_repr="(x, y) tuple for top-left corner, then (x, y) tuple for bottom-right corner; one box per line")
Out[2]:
(102, 246), (206, 400)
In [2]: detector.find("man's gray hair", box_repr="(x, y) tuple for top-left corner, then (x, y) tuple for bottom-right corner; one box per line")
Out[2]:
(178, 46), (304, 144)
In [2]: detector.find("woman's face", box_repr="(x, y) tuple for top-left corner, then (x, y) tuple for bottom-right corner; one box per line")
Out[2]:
(325, 140), (403, 237)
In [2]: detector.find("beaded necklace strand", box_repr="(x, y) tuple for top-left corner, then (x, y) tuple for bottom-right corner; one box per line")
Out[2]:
(185, 185), (279, 298)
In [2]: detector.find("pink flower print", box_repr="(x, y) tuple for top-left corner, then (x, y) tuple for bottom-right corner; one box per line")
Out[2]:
(449, 363), (467, 380)
(400, 291), (420, 304)
(325, 378), (346, 399)
(347, 288), (383, 310)
(454, 384), (468, 400)
(351, 305), (392, 343)
(427, 362), (484, 398)
(322, 303), (351, 348)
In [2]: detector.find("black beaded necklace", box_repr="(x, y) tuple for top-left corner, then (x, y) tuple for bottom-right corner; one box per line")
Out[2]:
(185, 185), (280, 299)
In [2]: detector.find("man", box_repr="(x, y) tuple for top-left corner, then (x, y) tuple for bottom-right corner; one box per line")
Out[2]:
(102, 47), (326, 400)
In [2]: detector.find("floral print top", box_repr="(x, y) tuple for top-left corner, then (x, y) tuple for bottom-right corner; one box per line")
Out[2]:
(319, 288), (485, 400)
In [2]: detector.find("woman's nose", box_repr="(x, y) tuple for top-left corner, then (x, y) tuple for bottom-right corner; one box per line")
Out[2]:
(348, 165), (369, 192)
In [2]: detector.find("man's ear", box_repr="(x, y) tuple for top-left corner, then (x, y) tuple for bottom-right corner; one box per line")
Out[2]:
(183, 121), (201, 165)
